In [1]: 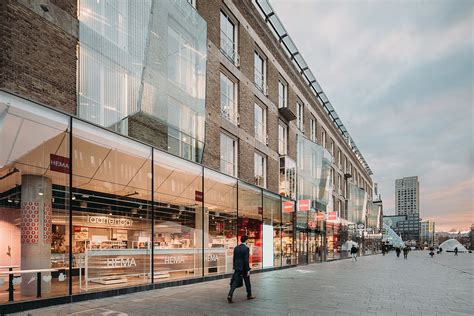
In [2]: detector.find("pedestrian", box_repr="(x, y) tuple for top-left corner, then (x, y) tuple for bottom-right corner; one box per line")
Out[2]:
(395, 247), (401, 258)
(350, 244), (358, 262)
(454, 247), (458, 256)
(439, 247), (443, 254)
(403, 246), (409, 259)
(382, 246), (386, 256)
(227, 235), (256, 303)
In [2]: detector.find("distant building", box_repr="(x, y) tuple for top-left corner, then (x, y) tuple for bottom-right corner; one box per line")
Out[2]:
(395, 176), (420, 243)
(420, 220), (435, 246)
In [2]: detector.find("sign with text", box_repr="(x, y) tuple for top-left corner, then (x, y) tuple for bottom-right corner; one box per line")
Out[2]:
(195, 190), (203, 202)
(327, 211), (337, 221)
(283, 201), (295, 213)
(50, 154), (70, 174)
(298, 199), (311, 211)
(315, 212), (325, 221)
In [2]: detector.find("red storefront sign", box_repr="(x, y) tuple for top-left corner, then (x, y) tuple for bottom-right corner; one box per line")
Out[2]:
(195, 190), (203, 202)
(50, 154), (70, 174)
(283, 201), (294, 213)
(315, 212), (325, 221)
(327, 211), (337, 221)
(298, 199), (311, 211)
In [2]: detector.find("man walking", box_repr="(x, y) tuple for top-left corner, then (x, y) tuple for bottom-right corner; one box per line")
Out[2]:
(454, 247), (458, 256)
(227, 235), (256, 303)
(350, 244), (358, 262)
(403, 245), (410, 259)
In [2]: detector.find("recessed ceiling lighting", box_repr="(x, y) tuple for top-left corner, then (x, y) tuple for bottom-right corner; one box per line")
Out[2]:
(7, 199), (13, 203)
(38, 192), (43, 196)
(109, 212), (112, 216)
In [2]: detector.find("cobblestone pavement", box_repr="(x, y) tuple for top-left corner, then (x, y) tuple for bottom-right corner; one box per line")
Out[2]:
(11, 251), (474, 316)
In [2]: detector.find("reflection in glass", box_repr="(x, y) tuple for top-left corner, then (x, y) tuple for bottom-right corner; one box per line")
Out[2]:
(153, 149), (202, 281)
(238, 182), (262, 270)
(72, 120), (152, 293)
(263, 192), (281, 268)
(0, 94), (70, 302)
(203, 169), (237, 275)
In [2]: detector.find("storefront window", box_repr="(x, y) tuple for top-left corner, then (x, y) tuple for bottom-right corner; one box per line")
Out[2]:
(263, 192), (281, 268)
(72, 119), (152, 293)
(237, 182), (262, 270)
(281, 198), (295, 266)
(203, 169), (237, 276)
(153, 149), (203, 281)
(0, 95), (70, 302)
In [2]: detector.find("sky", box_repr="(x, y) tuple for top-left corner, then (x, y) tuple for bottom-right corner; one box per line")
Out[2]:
(270, 0), (473, 231)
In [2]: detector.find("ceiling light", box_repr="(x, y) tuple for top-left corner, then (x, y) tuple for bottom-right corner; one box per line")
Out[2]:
(72, 195), (76, 200)
(8, 199), (13, 203)
(38, 192), (43, 196)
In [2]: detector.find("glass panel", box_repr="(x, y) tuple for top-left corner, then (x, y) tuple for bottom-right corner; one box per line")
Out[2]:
(72, 119), (152, 293)
(281, 198), (295, 266)
(153, 149), (202, 282)
(79, 0), (207, 162)
(220, 133), (236, 177)
(203, 169), (237, 276)
(263, 192), (281, 268)
(237, 182), (262, 270)
(0, 94), (70, 303)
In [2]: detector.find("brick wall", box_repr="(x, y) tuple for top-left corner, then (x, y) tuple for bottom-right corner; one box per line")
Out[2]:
(0, 0), (77, 115)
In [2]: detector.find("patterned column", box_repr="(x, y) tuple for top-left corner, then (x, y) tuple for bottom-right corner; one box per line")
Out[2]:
(20, 175), (52, 296)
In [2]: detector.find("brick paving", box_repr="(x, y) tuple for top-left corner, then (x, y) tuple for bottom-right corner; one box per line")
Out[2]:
(10, 251), (474, 316)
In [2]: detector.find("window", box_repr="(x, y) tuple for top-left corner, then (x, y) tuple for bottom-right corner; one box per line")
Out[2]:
(254, 51), (266, 93)
(310, 118), (316, 141)
(168, 24), (198, 96)
(220, 11), (238, 64)
(220, 132), (237, 176)
(278, 79), (287, 108)
(278, 121), (288, 155)
(330, 140), (334, 156)
(338, 149), (341, 168)
(254, 152), (266, 187)
(296, 101), (303, 131)
(220, 72), (238, 124)
(322, 130), (326, 148)
(254, 103), (267, 144)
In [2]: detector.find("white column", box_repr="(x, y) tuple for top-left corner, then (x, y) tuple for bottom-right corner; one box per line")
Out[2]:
(20, 175), (52, 296)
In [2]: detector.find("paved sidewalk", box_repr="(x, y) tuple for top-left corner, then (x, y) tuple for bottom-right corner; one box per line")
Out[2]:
(10, 251), (474, 316)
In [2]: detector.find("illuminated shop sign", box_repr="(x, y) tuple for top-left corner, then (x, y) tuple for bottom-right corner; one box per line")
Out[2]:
(298, 199), (311, 211)
(106, 257), (137, 268)
(315, 212), (325, 221)
(327, 211), (337, 221)
(283, 201), (294, 213)
(50, 154), (70, 174)
(87, 215), (133, 227)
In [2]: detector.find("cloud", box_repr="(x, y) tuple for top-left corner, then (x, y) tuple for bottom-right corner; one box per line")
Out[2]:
(271, 0), (474, 231)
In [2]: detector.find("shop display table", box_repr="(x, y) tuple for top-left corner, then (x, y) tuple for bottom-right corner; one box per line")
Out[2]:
(0, 268), (58, 302)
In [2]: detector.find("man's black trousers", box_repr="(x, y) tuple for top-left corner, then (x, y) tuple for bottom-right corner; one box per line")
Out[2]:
(228, 270), (252, 298)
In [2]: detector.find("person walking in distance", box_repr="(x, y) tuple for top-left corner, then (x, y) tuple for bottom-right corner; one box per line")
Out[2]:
(350, 244), (358, 262)
(395, 247), (401, 258)
(454, 247), (458, 256)
(227, 235), (256, 303)
(403, 245), (410, 259)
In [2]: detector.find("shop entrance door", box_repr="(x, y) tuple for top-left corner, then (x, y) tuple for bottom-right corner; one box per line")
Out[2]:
(296, 230), (307, 265)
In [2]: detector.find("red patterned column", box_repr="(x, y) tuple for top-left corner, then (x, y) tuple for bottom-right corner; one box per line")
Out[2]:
(20, 175), (52, 296)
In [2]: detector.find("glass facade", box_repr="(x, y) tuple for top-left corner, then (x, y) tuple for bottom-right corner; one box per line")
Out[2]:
(0, 92), (302, 304)
(78, 0), (207, 163)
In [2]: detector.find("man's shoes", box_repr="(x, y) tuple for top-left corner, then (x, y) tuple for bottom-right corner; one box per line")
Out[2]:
(247, 296), (256, 300)
(227, 296), (233, 304)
